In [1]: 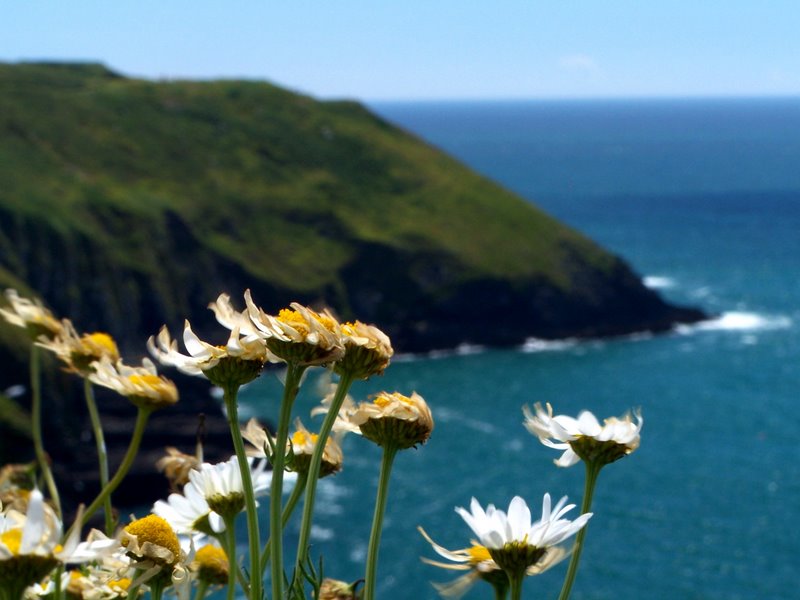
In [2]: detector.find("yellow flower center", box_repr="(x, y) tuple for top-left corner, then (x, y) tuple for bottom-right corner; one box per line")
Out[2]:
(109, 577), (132, 591)
(467, 545), (492, 564)
(128, 373), (164, 388)
(277, 309), (310, 333)
(195, 544), (228, 569)
(1, 529), (22, 555)
(291, 430), (317, 447)
(81, 332), (120, 359)
(123, 514), (181, 559)
(374, 392), (412, 408)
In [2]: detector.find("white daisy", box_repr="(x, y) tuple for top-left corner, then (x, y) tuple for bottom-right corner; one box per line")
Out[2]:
(455, 494), (591, 552)
(523, 403), (643, 467)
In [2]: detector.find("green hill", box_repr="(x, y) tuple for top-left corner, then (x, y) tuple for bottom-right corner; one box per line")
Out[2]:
(0, 61), (705, 505)
(0, 61), (702, 359)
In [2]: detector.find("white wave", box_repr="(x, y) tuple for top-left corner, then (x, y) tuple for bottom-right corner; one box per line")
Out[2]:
(677, 311), (792, 334)
(520, 337), (579, 353)
(644, 275), (676, 289)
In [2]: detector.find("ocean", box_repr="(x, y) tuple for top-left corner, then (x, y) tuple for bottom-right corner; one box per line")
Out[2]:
(237, 98), (800, 599)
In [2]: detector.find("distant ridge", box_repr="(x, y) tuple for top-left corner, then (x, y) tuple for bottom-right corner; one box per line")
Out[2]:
(0, 62), (704, 504)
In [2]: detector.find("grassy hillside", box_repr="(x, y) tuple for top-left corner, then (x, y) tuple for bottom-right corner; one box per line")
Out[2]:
(0, 61), (701, 358)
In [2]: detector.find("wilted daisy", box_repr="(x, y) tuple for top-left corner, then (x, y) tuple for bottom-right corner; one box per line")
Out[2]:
(244, 291), (344, 366)
(0, 489), (118, 600)
(319, 578), (361, 600)
(334, 320), (393, 380)
(89, 356), (179, 411)
(37, 320), (119, 375)
(351, 391), (433, 450)
(418, 527), (570, 598)
(148, 320), (267, 388)
(156, 446), (202, 492)
(0, 289), (62, 341)
(455, 494), (590, 579)
(523, 403), (643, 467)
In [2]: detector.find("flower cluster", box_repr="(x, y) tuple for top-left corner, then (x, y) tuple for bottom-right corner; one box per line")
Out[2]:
(0, 287), (643, 600)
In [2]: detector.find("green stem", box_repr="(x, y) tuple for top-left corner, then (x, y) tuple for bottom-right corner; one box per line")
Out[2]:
(557, 461), (602, 600)
(194, 580), (210, 600)
(294, 372), (355, 571)
(79, 407), (151, 529)
(260, 471), (308, 574)
(508, 571), (525, 600)
(492, 581), (510, 600)
(83, 378), (113, 534)
(223, 515), (238, 600)
(268, 363), (307, 600)
(223, 385), (265, 600)
(363, 444), (398, 600)
(29, 345), (61, 518)
(149, 576), (166, 600)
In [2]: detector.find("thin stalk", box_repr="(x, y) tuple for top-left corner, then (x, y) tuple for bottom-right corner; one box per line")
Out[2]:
(83, 378), (113, 534)
(508, 572), (525, 600)
(260, 471), (308, 573)
(363, 444), (398, 600)
(29, 345), (61, 518)
(557, 461), (602, 600)
(294, 371), (355, 571)
(194, 580), (210, 600)
(223, 515), (238, 600)
(149, 576), (166, 600)
(78, 407), (151, 529)
(223, 385), (265, 600)
(493, 582), (510, 600)
(268, 363), (307, 600)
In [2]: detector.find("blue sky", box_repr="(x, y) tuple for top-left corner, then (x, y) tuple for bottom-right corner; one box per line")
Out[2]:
(3, 1), (800, 100)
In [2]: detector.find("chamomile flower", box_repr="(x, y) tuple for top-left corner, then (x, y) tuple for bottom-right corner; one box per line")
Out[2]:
(147, 320), (267, 387)
(0, 489), (118, 599)
(418, 526), (569, 598)
(351, 391), (433, 449)
(37, 320), (119, 375)
(156, 447), (202, 491)
(0, 290), (62, 341)
(335, 320), (393, 379)
(191, 542), (229, 587)
(455, 494), (590, 576)
(89, 356), (178, 411)
(186, 456), (270, 523)
(523, 403), (643, 467)
(244, 291), (345, 366)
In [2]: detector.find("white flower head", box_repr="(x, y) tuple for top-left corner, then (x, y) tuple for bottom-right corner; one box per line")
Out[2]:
(148, 320), (267, 386)
(244, 291), (345, 366)
(0, 289), (62, 340)
(0, 489), (118, 596)
(89, 355), (179, 411)
(37, 320), (120, 375)
(455, 494), (590, 575)
(418, 526), (569, 598)
(185, 456), (270, 523)
(523, 403), (643, 467)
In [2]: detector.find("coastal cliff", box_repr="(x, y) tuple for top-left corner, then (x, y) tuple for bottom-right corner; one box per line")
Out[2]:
(0, 62), (704, 506)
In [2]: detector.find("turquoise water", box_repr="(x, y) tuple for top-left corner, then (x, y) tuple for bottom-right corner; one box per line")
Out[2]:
(238, 99), (800, 599)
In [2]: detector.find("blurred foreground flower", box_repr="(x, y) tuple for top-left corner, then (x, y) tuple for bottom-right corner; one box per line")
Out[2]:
(90, 356), (179, 411)
(38, 320), (119, 375)
(0, 289), (62, 341)
(523, 403), (643, 467)
(0, 489), (118, 600)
